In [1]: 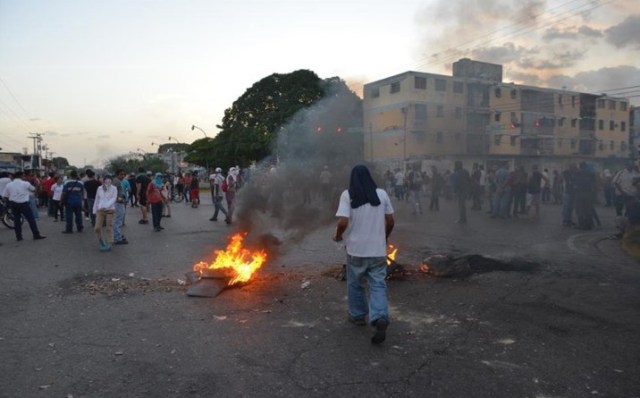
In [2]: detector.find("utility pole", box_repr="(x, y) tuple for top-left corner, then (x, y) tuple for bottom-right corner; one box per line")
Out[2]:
(27, 132), (44, 171)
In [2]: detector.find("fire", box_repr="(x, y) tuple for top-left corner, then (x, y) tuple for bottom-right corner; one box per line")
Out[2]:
(193, 233), (267, 285)
(386, 244), (397, 266)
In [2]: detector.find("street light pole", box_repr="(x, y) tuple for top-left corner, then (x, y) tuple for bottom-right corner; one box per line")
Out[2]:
(191, 125), (208, 138)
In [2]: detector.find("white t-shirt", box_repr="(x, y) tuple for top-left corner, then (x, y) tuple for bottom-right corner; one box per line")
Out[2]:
(335, 188), (394, 257)
(51, 183), (64, 200)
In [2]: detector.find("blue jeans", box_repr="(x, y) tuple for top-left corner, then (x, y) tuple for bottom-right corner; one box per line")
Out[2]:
(346, 255), (389, 325)
(212, 196), (228, 220)
(65, 204), (84, 231)
(87, 198), (96, 226)
(113, 202), (125, 241)
(29, 195), (39, 220)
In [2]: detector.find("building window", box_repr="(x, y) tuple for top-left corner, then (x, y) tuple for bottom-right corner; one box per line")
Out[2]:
(571, 139), (576, 149)
(371, 87), (379, 98)
(621, 102), (628, 111)
(390, 82), (400, 94)
(435, 79), (446, 92)
(510, 136), (517, 146)
(610, 140), (614, 150)
(558, 138), (563, 148)
(437, 105), (444, 117)
(621, 141), (628, 152)
(455, 107), (462, 119)
(598, 120), (604, 130)
(453, 81), (463, 93)
(510, 89), (517, 99)
(495, 88), (502, 98)
(571, 118), (577, 128)
(436, 131), (443, 144)
(621, 121), (626, 132)
(414, 76), (426, 90)
(558, 117), (565, 127)
(609, 100), (616, 110)
(597, 99), (605, 108)
(494, 112), (501, 122)
(598, 140), (604, 151)
(610, 120), (615, 130)
(558, 94), (563, 106)
(571, 95), (576, 108)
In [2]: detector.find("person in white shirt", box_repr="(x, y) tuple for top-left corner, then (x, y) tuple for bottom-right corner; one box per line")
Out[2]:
(50, 176), (65, 221)
(93, 175), (117, 251)
(334, 165), (394, 345)
(2, 171), (46, 241)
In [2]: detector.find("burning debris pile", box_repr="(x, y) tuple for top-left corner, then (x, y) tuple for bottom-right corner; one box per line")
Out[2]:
(186, 233), (268, 297)
(420, 254), (538, 278)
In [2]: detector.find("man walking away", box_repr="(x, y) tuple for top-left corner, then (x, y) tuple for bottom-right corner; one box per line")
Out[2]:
(334, 165), (394, 345)
(209, 167), (229, 222)
(2, 171), (46, 241)
(62, 170), (85, 233)
(451, 161), (471, 224)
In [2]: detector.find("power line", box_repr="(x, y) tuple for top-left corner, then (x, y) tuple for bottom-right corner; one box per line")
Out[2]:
(0, 75), (31, 121)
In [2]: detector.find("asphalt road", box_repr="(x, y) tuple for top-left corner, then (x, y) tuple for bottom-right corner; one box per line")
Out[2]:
(1, 195), (639, 398)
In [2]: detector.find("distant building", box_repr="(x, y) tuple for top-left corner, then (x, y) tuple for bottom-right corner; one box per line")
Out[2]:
(363, 58), (632, 171)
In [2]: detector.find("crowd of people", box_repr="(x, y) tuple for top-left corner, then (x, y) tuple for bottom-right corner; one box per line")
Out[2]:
(379, 160), (640, 234)
(0, 165), (248, 250)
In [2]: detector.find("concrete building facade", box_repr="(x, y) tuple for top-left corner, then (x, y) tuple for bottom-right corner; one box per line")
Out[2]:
(363, 58), (632, 173)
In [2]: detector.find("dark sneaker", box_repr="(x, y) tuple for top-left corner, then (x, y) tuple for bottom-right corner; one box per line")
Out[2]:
(115, 239), (129, 245)
(34, 235), (46, 240)
(209, 217), (217, 221)
(138, 219), (149, 224)
(62, 230), (73, 234)
(371, 318), (389, 345)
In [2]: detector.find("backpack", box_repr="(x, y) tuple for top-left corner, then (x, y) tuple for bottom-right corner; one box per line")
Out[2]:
(221, 178), (228, 193)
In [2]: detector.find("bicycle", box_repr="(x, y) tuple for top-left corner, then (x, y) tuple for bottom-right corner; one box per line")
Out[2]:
(0, 197), (21, 229)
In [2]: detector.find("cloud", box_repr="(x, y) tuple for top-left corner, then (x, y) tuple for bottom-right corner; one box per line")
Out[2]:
(521, 49), (587, 69)
(29, 118), (41, 122)
(545, 65), (640, 101)
(470, 42), (533, 65)
(605, 15), (640, 49)
(96, 134), (110, 139)
(578, 25), (603, 38)
(505, 71), (543, 86)
(543, 25), (603, 41)
(44, 130), (59, 137)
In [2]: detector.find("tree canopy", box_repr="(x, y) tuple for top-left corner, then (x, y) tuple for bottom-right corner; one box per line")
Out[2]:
(185, 69), (327, 170)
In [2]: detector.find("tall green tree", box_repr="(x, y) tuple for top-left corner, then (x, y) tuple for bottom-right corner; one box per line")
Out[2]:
(185, 69), (325, 170)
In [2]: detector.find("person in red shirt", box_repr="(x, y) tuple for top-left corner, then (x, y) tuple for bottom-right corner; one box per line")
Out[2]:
(183, 173), (193, 203)
(42, 172), (56, 216)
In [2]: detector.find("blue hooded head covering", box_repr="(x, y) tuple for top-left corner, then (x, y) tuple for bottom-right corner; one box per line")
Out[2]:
(348, 165), (380, 209)
(153, 172), (164, 188)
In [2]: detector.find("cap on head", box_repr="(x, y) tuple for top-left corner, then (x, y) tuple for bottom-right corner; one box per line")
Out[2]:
(215, 167), (222, 173)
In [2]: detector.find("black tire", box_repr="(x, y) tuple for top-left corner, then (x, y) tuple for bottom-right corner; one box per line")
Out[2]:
(173, 193), (184, 203)
(2, 211), (15, 229)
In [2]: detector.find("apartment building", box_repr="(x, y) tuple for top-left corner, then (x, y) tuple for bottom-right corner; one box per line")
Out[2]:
(363, 58), (632, 171)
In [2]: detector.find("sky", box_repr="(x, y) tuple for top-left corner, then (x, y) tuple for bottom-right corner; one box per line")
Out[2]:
(0, 0), (638, 167)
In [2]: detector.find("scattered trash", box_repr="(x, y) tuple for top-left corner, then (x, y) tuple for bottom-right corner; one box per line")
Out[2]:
(114, 350), (124, 356)
(301, 280), (311, 289)
(176, 279), (186, 286)
(214, 315), (227, 320)
(39, 385), (51, 390)
(111, 278), (120, 282)
(128, 273), (135, 277)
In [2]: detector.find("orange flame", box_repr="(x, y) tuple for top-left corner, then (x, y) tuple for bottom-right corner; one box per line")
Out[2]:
(193, 233), (267, 285)
(386, 244), (397, 266)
